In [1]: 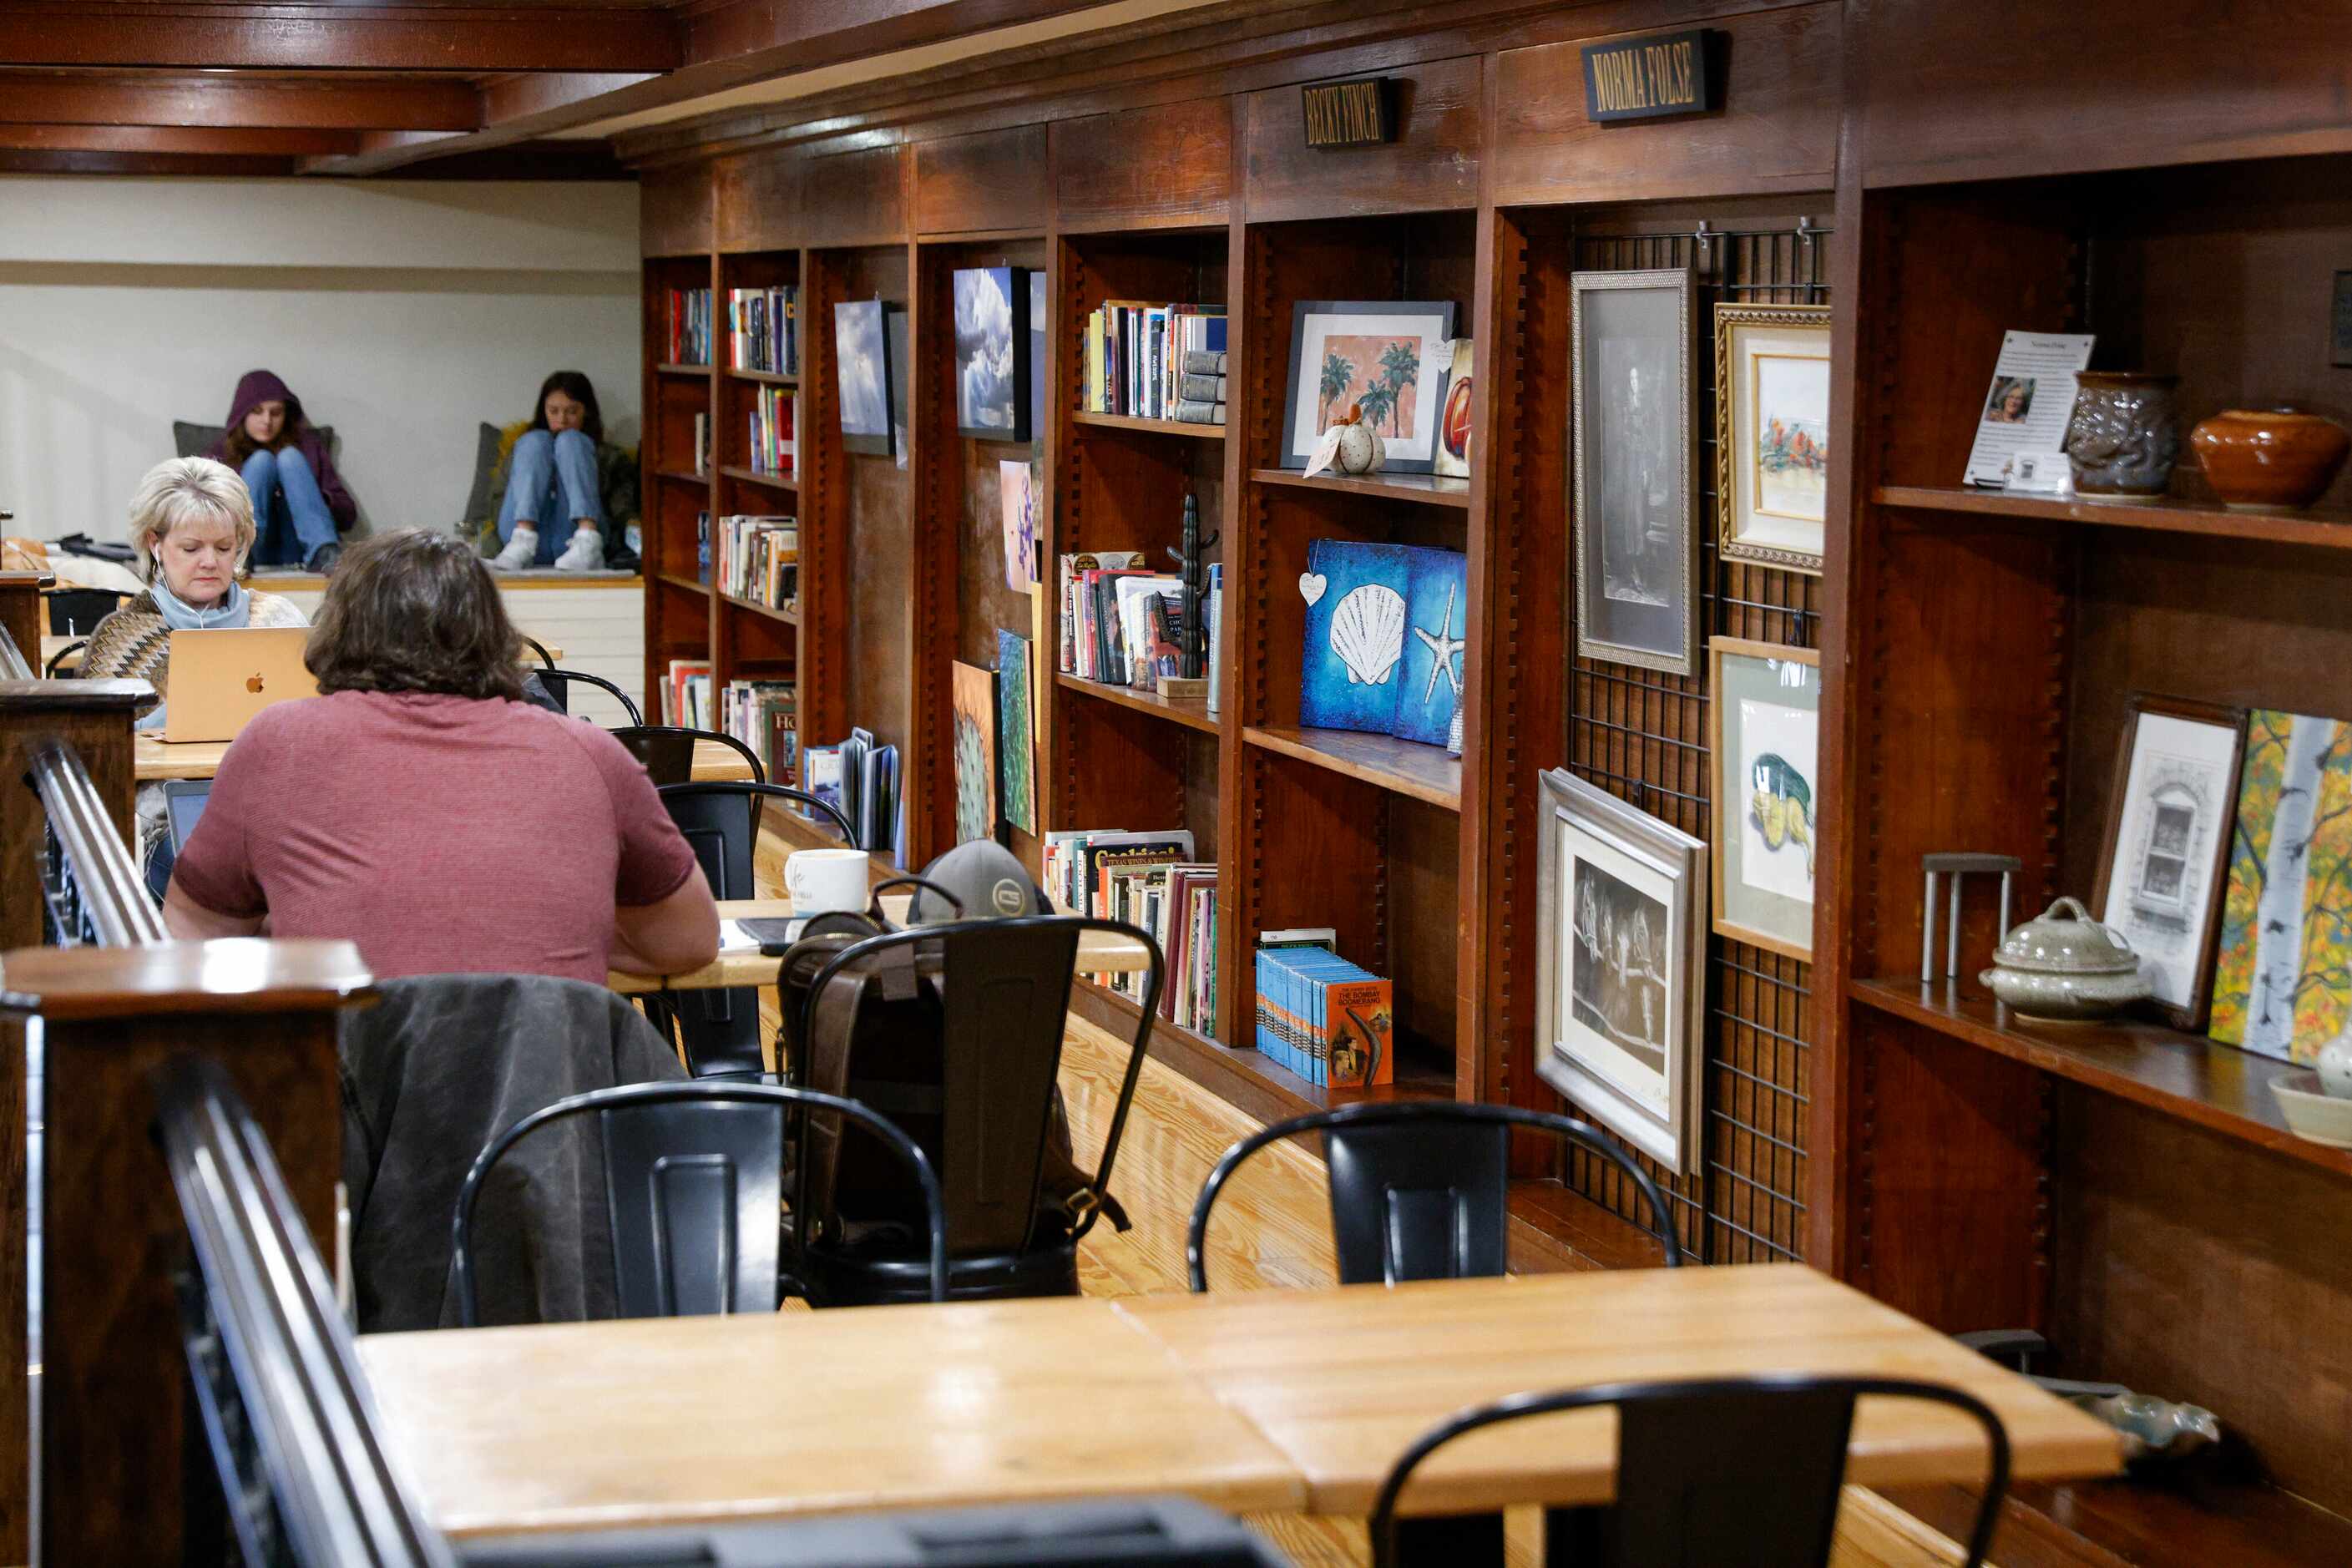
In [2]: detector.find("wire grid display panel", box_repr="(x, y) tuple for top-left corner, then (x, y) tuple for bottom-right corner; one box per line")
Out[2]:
(1563, 222), (1826, 1265)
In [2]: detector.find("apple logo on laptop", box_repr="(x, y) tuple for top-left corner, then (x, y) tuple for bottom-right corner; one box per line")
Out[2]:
(245, 675), (265, 694)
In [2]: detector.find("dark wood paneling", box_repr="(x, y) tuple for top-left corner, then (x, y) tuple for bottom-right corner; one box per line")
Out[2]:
(714, 149), (801, 252)
(1856, 0), (2352, 188)
(641, 164), (714, 256)
(801, 144), (910, 249)
(1491, 5), (1839, 206)
(829, 247), (915, 763)
(915, 124), (1049, 237)
(1054, 98), (1233, 230)
(1241, 53), (1483, 223)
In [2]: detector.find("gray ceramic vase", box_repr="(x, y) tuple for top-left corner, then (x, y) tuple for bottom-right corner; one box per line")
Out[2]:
(2064, 372), (2180, 500)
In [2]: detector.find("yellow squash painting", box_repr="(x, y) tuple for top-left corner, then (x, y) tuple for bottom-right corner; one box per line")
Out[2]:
(2209, 710), (2352, 1061)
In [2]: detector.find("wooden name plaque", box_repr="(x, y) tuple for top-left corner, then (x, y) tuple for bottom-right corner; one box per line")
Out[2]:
(1581, 29), (1718, 123)
(1300, 77), (1396, 149)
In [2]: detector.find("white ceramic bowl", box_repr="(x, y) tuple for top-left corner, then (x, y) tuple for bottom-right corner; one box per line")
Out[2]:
(2270, 1070), (2352, 1150)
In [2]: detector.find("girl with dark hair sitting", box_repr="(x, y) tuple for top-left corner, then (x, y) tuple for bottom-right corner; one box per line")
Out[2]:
(492, 371), (623, 572)
(207, 368), (357, 574)
(162, 529), (719, 982)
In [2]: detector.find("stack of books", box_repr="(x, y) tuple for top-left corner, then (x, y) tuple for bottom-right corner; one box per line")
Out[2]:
(1044, 829), (1217, 1033)
(663, 658), (713, 728)
(720, 678), (797, 783)
(1055, 549), (1189, 692)
(665, 286), (712, 366)
(746, 387), (794, 475)
(726, 285), (797, 376)
(1082, 303), (1227, 422)
(1254, 932), (1394, 1089)
(1172, 350), (1227, 427)
(802, 727), (901, 859)
(713, 514), (796, 611)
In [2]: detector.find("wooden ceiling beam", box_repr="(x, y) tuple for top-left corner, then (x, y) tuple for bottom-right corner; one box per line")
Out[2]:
(0, 6), (681, 73)
(0, 149), (297, 177)
(0, 124), (362, 156)
(0, 73), (481, 131)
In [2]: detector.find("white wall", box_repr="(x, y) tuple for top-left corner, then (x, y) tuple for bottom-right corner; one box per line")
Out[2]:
(0, 176), (642, 544)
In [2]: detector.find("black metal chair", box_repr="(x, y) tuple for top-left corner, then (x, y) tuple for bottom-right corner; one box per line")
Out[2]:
(44, 638), (85, 676)
(652, 781), (856, 1079)
(521, 635), (556, 669)
(1186, 1100), (1683, 1292)
(787, 913), (1161, 1307)
(1366, 1374), (2013, 1568)
(614, 724), (765, 787)
(534, 665), (644, 726)
(452, 1080), (946, 1324)
(42, 585), (121, 635)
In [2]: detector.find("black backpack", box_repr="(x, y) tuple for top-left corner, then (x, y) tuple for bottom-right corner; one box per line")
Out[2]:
(774, 876), (1130, 1251)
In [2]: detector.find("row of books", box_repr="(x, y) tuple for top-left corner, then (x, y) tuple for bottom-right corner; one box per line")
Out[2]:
(726, 286), (797, 376)
(1082, 303), (1227, 422)
(713, 513), (797, 612)
(1254, 932), (1395, 1090)
(665, 287), (713, 367)
(662, 658), (714, 730)
(719, 679), (797, 784)
(804, 726), (903, 860)
(1055, 550), (1186, 692)
(1044, 829), (1217, 1034)
(746, 387), (795, 476)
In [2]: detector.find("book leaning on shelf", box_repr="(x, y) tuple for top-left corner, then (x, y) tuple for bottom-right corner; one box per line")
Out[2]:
(664, 658), (713, 729)
(714, 514), (797, 611)
(1083, 304), (1226, 421)
(726, 285), (798, 376)
(1043, 828), (1217, 1034)
(801, 726), (902, 861)
(720, 678), (797, 783)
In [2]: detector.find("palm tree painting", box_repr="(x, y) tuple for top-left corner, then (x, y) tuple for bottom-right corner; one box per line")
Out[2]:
(1318, 349), (1355, 428)
(1376, 341), (1421, 436)
(1319, 333), (1425, 445)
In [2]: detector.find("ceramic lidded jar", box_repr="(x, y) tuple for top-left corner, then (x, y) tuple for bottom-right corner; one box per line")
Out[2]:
(1977, 896), (2150, 1021)
(2188, 407), (2351, 510)
(2063, 372), (2179, 500)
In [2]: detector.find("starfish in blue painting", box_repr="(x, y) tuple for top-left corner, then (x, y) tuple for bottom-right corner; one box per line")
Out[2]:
(1413, 582), (1465, 705)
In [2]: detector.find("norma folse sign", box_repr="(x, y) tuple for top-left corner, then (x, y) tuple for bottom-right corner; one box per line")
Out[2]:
(1581, 29), (1719, 123)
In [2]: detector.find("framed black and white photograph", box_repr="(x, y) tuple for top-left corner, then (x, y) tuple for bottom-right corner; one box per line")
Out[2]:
(1571, 266), (1697, 675)
(1710, 637), (1822, 960)
(953, 265), (1030, 442)
(1281, 299), (1458, 473)
(1534, 767), (1708, 1173)
(833, 297), (894, 458)
(2093, 695), (2245, 1029)
(1717, 302), (1831, 573)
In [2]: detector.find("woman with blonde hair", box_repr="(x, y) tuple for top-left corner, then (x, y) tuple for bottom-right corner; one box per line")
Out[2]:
(82, 455), (309, 889)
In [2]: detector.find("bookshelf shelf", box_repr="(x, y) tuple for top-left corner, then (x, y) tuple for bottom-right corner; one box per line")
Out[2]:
(1243, 724), (1461, 812)
(1056, 671), (1219, 735)
(726, 368), (797, 386)
(1249, 468), (1471, 510)
(721, 591), (797, 627)
(1071, 411), (1226, 441)
(717, 464), (797, 491)
(654, 571), (710, 597)
(655, 362), (711, 377)
(1849, 978), (2352, 1180)
(655, 469), (709, 487)
(1874, 484), (2352, 550)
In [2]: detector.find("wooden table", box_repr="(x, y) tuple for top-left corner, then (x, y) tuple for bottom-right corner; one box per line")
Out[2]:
(43, 635), (560, 674)
(357, 1268), (2119, 1540)
(135, 731), (750, 783)
(607, 897), (1158, 994)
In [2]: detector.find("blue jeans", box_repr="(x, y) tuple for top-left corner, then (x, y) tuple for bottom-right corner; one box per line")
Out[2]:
(496, 428), (604, 566)
(241, 447), (339, 566)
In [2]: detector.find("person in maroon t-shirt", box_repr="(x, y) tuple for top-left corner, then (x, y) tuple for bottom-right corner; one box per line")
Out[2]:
(164, 530), (720, 985)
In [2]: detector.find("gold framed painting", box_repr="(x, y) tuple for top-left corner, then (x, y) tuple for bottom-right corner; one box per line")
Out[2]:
(1716, 302), (1831, 574)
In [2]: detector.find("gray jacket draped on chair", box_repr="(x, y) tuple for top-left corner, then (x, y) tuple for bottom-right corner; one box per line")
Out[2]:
(340, 974), (685, 1333)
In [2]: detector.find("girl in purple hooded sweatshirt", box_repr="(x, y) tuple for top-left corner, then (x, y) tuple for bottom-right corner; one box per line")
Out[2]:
(208, 369), (356, 573)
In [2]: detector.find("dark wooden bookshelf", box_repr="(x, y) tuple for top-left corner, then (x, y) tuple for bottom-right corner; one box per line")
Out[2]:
(716, 464), (796, 491)
(1243, 724), (1461, 812)
(720, 591), (797, 627)
(655, 362), (711, 377)
(1071, 410), (1226, 440)
(1875, 484), (2352, 550)
(1056, 671), (1218, 735)
(726, 367), (797, 386)
(1249, 468), (1472, 509)
(1851, 979), (2352, 1179)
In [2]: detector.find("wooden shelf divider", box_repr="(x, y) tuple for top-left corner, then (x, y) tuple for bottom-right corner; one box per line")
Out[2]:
(1055, 671), (1219, 735)
(1243, 724), (1462, 812)
(720, 591), (797, 627)
(1874, 484), (2352, 550)
(1249, 467), (1471, 509)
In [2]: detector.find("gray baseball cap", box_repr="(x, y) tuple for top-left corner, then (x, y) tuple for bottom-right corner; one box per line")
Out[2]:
(908, 840), (1053, 923)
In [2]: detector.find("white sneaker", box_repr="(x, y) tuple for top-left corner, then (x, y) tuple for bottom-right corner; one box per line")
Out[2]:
(492, 527), (539, 571)
(552, 529), (604, 572)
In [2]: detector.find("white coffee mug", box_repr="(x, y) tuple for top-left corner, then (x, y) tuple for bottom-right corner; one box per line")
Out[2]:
(785, 847), (869, 916)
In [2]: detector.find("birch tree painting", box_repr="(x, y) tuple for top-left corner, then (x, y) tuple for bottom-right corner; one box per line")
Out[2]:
(2208, 709), (2352, 1062)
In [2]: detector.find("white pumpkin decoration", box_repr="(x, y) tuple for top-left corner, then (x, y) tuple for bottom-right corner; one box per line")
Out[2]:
(1316, 402), (1386, 476)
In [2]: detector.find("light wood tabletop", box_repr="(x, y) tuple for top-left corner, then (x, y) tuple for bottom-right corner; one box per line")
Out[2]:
(357, 1296), (1305, 1539)
(1120, 1267), (2122, 1517)
(43, 635), (561, 673)
(356, 1269), (2117, 1539)
(135, 731), (749, 783)
(607, 897), (1157, 994)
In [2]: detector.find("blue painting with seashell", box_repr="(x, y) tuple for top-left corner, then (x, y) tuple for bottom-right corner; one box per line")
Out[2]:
(1299, 539), (1468, 746)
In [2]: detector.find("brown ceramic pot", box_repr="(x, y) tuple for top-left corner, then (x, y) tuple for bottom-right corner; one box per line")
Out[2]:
(2188, 407), (2351, 510)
